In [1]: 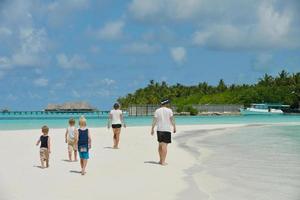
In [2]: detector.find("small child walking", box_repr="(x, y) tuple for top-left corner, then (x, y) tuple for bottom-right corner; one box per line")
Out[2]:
(36, 125), (51, 169)
(65, 118), (78, 162)
(76, 116), (91, 175)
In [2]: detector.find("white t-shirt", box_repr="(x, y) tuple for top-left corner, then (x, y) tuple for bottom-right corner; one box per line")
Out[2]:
(154, 107), (174, 132)
(110, 109), (122, 125)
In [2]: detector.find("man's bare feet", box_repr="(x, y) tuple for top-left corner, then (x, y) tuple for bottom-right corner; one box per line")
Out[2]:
(81, 171), (86, 175)
(159, 162), (168, 166)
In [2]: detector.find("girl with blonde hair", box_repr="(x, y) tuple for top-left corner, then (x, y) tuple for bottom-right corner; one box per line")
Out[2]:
(76, 116), (91, 175)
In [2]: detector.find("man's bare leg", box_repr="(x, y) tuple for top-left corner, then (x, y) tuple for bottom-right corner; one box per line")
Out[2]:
(158, 143), (164, 164)
(160, 143), (168, 166)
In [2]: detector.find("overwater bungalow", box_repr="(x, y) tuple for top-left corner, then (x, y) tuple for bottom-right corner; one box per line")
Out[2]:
(45, 102), (98, 112)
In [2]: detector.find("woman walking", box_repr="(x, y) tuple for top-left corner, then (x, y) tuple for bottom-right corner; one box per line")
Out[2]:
(108, 103), (126, 149)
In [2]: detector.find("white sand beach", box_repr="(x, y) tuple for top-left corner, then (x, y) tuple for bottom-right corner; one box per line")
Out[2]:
(0, 123), (300, 200)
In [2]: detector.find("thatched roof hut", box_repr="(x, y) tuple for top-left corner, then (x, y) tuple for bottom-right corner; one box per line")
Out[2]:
(45, 102), (97, 112)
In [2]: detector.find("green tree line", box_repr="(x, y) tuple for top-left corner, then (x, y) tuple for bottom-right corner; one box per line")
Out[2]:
(118, 70), (300, 110)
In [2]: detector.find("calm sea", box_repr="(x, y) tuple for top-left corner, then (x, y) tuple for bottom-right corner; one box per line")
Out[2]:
(176, 124), (300, 199)
(0, 113), (300, 130)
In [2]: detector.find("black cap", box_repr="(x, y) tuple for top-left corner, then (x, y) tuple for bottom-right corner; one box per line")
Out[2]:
(161, 99), (170, 105)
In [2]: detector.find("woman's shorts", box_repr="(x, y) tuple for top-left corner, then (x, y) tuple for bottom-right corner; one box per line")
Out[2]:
(157, 131), (172, 144)
(112, 124), (122, 129)
(40, 147), (49, 161)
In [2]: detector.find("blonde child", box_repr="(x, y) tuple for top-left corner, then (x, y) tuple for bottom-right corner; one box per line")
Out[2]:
(76, 116), (91, 175)
(65, 118), (78, 162)
(36, 125), (51, 168)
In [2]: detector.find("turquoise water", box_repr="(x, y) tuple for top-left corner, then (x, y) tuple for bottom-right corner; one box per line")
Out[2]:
(176, 124), (300, 199)
(0, 114), (300, 130)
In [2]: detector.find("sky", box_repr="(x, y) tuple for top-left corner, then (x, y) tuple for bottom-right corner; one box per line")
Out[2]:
(0, 0), (300, 110)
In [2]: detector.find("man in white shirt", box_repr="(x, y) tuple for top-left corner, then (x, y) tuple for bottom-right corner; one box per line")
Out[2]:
(151, 99), (176, 166)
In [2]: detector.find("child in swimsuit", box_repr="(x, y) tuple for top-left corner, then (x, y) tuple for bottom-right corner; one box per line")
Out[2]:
(65, 118), (78, 162)
(36, 125), (51, 169)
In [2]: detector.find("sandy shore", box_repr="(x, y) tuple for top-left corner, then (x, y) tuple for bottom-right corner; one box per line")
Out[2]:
(1, 123), (299, 200)
(0, 124), (246, 200)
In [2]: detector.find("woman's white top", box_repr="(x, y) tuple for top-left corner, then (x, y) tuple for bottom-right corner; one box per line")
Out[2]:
(67, 126), (76, 139)
(110, 109), (122, 125)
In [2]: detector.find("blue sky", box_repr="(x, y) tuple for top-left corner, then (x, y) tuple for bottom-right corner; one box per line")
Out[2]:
(0, 0), (299, 110)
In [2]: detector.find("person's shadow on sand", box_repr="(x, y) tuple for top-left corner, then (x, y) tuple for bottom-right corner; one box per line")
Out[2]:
(69, 170), (81, 174)
(104, 146), (114, 149)
(144, 161), (160, 165)
(33, 165), (44, 169)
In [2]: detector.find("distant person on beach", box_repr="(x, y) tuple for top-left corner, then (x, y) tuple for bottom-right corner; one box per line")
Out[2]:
(36, 125), (51, 169)
(151, 99), (176, 166)
(108, 103), (126, 149)
(76, 116), (91, 175)
(65, 118), (78, 162)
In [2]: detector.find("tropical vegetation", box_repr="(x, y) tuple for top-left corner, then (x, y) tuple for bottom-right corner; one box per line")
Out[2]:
(118, 70), (300, 112)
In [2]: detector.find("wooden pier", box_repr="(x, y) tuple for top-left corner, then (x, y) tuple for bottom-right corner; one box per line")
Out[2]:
(0, 111), (110, 119)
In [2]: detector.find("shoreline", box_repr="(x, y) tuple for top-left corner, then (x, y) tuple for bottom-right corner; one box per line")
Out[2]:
(0, 123), (299, 200)
(175, 123), (300, 200)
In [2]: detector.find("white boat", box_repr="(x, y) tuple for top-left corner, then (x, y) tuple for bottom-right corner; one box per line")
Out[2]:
(240, 103), (290, 115)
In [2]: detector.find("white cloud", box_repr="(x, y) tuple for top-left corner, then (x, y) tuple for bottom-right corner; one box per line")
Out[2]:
(128, 0), (202, 21)
(129, 0), (300, 50)
(170, 47), (186, 64)
(47, 0), (90, 26)
(11, 27), (48, 67)
(0, 1), (50, 68)
(0, 57), (12, 70)
(101, 78), (116, 86)
(57, 53), (90, 69)
(34, 78), (48, 87)
(121, 42), (160, 54)
(128, 0), (163, 21)
(192, 1), (299, 50)
(96, 21), (125, 40)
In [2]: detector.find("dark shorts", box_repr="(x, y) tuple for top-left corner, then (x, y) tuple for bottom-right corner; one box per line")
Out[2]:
(157, 131), (172, 144)
(112, 124), (122, 129)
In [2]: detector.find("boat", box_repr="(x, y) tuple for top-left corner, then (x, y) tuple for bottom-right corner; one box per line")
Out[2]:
(240, 103), (290, 115)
